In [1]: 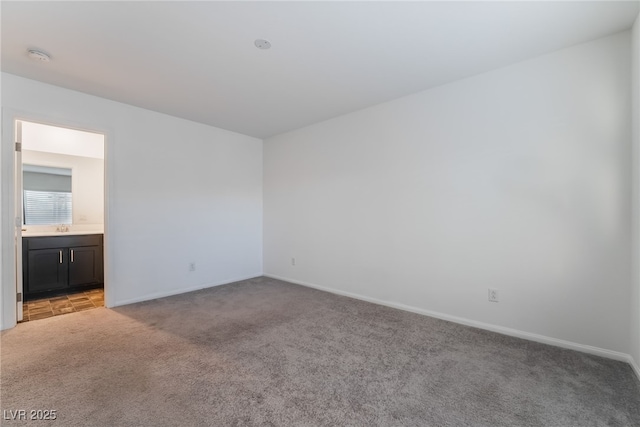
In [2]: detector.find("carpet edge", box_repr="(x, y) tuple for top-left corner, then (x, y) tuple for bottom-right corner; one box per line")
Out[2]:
(109, 273), (264, 307)
(263, 273), (635, 368)
(630, 356), (640, 382)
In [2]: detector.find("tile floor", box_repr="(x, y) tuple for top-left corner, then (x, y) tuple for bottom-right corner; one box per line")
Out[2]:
(21, 288), (104, 322)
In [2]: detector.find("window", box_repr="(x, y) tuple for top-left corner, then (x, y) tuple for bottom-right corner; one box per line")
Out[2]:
(23, 165), (72, 225)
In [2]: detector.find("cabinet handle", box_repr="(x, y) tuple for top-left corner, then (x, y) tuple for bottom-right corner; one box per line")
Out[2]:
(71, 249), (74, 263)
(59, 250), (63, 264)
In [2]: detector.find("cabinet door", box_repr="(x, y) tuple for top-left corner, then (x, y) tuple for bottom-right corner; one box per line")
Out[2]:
(27, 248), (69, 293)
(68, 245), (103, 287)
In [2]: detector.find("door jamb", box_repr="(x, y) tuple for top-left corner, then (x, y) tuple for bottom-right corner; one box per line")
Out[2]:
(1, 108), (111, 329)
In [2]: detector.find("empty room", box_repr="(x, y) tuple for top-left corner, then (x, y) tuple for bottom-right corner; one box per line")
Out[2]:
(1, 1), (639, 426)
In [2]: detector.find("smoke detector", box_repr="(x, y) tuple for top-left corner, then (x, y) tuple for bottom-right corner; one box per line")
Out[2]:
(27, 49), (51, 62)
(254, 39), (271, 50)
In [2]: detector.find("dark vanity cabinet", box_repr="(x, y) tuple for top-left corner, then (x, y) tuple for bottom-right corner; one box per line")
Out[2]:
(25, 247), (68, 293)
(23, 234), (103, 298)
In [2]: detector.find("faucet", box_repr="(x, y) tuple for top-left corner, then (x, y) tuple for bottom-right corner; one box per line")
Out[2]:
(56, 224), (69, 232)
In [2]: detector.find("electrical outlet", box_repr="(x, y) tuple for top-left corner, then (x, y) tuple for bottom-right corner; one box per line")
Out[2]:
(488, 288), (499, 302)
(189, 262), (196, 272)
(291, 257), (296, 266)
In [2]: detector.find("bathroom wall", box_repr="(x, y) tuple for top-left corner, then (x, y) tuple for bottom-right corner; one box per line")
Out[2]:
(22, 149), (104, 228)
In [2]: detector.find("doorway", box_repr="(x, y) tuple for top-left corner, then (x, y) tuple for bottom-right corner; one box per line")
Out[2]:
(15, 120), (106, 323)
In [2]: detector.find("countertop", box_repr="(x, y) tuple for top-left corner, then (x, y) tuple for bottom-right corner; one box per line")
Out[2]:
(22, 230), (104, 237)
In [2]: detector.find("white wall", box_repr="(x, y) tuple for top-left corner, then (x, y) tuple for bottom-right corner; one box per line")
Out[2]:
(631, 15), (640, 376)
(22, 149), (104, 227)
(264, 32), (632, 356)
(22, 121), (105, 159)
(1, 73), (263, 329)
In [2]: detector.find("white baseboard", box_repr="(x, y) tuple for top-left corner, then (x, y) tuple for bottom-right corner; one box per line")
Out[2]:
(264, 273), (638, 375)
(110, 274), (263, 307)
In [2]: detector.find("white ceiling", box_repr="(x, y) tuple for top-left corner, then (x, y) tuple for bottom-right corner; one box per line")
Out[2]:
(2, 1), (639, 139)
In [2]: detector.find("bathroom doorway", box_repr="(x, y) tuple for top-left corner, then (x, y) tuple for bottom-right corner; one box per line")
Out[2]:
(15, 120), (106, 322)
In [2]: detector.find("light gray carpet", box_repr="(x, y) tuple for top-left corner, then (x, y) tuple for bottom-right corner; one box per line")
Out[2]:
(1, 276), (639, 426)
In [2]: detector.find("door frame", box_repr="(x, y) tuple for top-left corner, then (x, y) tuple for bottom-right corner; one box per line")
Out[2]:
(15, 120), (23, 321)
(1, 108), (111, 329)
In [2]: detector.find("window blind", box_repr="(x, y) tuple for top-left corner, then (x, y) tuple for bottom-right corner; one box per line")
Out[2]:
(23, 166), (73, 225)
(24, 190), (72, 225)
